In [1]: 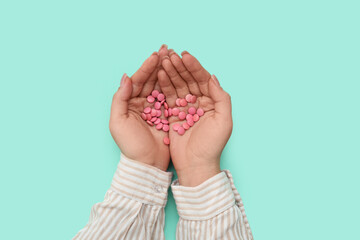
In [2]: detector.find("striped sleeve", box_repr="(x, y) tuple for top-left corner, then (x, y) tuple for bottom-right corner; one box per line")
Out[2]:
(171, 170), (253, 240)
(73, 154), (173, 240)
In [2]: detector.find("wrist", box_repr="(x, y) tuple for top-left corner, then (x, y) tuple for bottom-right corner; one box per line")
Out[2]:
(177, 163), (221, 187)
(119, 152), (169, 172)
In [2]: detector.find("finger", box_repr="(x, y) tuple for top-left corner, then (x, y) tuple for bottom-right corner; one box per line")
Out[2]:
(139, 61), (159, 97)
(140, 44), (168, 97)
(169, 51), (201, 96)
(157, 69), (177, 106)
(158, 44), (169, 68)
(110, 74), (133, 120)
(162, 57), (190, 98)
(130, 52), (159, 97)
(181, 51), (211, 96)
(208, 74), (232, 119)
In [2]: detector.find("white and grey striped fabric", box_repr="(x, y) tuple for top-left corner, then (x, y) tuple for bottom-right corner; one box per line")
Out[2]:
(73, 155), (253, 240)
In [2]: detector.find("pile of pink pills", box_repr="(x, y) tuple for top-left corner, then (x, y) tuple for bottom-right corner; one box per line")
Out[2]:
(141, 90), (205, 145)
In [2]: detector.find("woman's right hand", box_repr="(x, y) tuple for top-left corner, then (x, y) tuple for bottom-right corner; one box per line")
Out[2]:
(109, 45), (170, 171)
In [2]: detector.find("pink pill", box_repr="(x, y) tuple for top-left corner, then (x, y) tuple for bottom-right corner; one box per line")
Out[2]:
(150, 117), (157, 122)
(154, 118), (161, 125)
(193, 114), (200, 122)
(164, 109), (169, 117)
(178, 111), (186, 120)
(191, 95), (197, 103)
(147, 120), (154, 126)
(197, 108), (204, 116)
(156, 110), (162, 117)
(160, 99), (165, 104)
(161, 119), (169, 124)
(151, 109), (157, 116)
(141, 113), (147, 120)
(147, 95), (155, 103)
(168, 108), (172, 116)
(188, 107), (196, 115)
(176, 98), (181, 106)
(157, 93), (165, 101)
(146, 114), (152, 120)
(154, 102), (161, 110)
(144, 107), (151, 114)
(156, 123), (163, 130)
(172, 123), (180, 131)
(164, 102), (168, 109)
(183, 122), (190, 130)
(186, 114), (193, 121)
(180, 99), (187, 107)
(172, 108), (180, 116)
(177, 126), (185, 135)
(185, 94), (192, 102)
(187, 118), (194, 126)
(163, 137), (170, 145)
(151, 90), (159, 98)
(162, 124), (169, 132)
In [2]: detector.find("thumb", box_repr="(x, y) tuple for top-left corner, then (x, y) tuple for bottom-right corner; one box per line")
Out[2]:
(208, 74), (232, 119)
(111, 73), (133, 119)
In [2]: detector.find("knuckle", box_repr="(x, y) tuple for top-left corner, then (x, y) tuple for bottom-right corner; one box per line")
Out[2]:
(112, 90), (120, 102)
(223, 92), (231, 102)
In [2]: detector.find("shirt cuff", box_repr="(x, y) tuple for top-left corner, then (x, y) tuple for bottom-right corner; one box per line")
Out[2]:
(171, 171), (236, 220)
(110, 153), (173, 207)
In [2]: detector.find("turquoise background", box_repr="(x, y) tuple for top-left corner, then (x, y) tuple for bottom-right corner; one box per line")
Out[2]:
(0, 0), (359, 239)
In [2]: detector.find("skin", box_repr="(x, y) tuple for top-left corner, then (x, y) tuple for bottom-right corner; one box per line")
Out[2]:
(158, 51), (233, 186)
(109, 45), (170, 171)
(110, 46), (233, 186)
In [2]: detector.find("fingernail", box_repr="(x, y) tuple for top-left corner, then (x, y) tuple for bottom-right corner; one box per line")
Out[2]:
(160, 44), (168, 50)
(152, 51), (159, 56)
(120, 73), (128, 86)
(211, 74), (220, 87)
(169, 49), (177, 56)
(181, 50), (189, 56)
